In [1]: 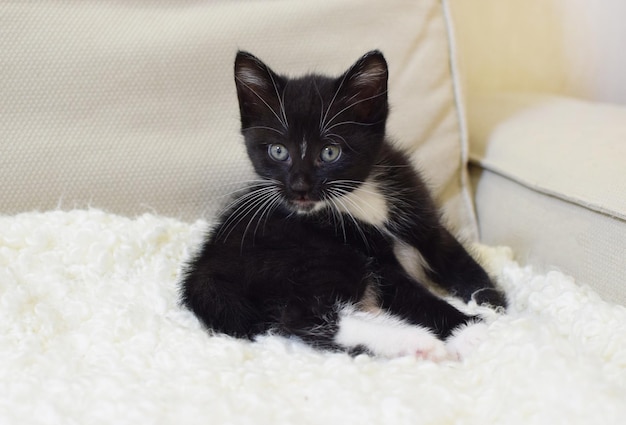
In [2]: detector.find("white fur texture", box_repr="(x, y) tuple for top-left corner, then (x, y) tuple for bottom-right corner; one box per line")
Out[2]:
(445, 321), (489, 361)
(393, 240), (432, 285)
(236, 65), (268, 90)
(335, 306), (448, 361)
(335, 178), (388, 226)
(1, 210), (625, 425)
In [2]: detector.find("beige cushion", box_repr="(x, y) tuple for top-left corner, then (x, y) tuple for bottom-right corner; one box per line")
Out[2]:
(468, 93), (626, 304)
(1, 0), (477, 238)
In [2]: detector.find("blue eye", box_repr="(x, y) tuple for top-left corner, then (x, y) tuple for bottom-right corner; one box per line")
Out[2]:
(268, 144), (289, 161)
(320, 144), (342, 163)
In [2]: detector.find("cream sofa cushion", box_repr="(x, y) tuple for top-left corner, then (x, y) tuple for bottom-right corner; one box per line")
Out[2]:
(468, 93), (626, 303)
(2, 0), (476, 238)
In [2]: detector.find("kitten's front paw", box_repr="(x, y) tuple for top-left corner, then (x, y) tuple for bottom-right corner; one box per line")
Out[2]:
(445, 321), (489, 360)
(472, 287), (507, 309)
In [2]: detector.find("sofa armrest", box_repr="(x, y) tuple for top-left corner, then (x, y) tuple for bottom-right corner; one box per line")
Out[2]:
(467, 92), (626, 304)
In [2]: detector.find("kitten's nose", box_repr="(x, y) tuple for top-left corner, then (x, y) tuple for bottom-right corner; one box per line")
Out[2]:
(290, 176), (311, 199)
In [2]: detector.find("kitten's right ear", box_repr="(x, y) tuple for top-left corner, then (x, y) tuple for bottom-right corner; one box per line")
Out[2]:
(234, 51), (285, 128)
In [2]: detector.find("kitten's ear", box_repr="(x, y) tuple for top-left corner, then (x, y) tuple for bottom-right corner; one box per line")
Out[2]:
(339, 50), (388, 122)
(234, 51), (285, 128)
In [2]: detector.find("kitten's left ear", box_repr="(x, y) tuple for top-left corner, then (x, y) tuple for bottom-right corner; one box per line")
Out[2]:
(339, 50), (389, 121)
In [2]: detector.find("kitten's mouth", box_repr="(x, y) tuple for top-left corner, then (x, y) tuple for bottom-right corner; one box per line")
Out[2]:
(289, 199), (320, 213)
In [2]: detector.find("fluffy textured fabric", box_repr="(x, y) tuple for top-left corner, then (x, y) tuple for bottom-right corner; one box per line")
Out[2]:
(1, 210), (625, 424)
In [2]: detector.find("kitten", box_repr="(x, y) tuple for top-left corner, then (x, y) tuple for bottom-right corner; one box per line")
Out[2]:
(181, 50), (506, 360)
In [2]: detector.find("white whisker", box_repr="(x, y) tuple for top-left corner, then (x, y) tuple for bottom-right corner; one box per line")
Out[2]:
(217, 189), (276, 242)
(323, 120), (379, 133)
(322, 90), (388, 134)
(324, 178), (389, 229)
(320, 72), (349, 132)
(314, 81), (326, 133)
(323, 132), (349, 149)
(267, 68), (289, 130)
(373, 164), (413, 169)
(217, 180), (279, 206)
(327, 189), (372, 251)
(241, 189), (283, 250)
(218, 179), (276, 194)
(322, 193), (347, 242)
(243, 126), (285, 136)
(216, 181), (284, 242)
(235, 76), (288, 130)
(258, 192), (285, 236)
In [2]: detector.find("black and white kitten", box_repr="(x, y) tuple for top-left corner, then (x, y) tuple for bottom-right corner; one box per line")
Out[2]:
(181, 50), (506, 360)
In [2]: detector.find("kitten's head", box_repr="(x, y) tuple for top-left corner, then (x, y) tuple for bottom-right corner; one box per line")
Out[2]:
(234, 50), (388, 214)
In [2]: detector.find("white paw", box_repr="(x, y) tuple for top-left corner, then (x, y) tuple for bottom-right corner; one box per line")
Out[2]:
(445, 321), (489, 360)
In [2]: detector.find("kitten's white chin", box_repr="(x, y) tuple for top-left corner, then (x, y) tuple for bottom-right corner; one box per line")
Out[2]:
(290, 200), (325, 214)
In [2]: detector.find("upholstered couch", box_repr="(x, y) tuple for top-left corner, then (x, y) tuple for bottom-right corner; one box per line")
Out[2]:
(451, 0), (626, 305)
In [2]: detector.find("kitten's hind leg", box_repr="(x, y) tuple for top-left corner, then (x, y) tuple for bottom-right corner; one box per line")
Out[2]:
(333, 305), (490, 361)
(181, 274), (264, 339)
(274, 300), (345, 352)
(334, 305), (449, 361)
(273, 291), (449, 360)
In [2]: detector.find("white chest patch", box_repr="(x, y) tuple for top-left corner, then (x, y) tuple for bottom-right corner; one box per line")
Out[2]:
(335, 179), (388, 227)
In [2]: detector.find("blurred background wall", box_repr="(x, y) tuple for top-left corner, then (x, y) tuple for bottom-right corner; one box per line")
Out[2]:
(449, 0), (626, 105)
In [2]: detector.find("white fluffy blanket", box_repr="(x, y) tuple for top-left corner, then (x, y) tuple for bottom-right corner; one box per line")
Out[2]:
(1, 210), (625, 425)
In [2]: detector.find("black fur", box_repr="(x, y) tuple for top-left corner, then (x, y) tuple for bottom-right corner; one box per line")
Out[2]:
(181, 50), (506, 353)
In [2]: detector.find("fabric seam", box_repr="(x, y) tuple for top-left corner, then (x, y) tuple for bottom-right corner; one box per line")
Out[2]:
(470, 158), (626, 223)
(441, 0), (480, 241)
